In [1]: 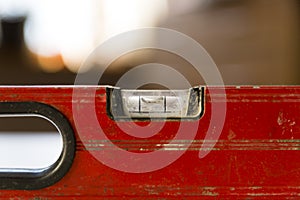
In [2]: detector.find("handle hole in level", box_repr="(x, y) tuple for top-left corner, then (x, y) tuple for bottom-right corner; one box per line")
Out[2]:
(0, 116), (63, 174)
(0, 102), (75, 190)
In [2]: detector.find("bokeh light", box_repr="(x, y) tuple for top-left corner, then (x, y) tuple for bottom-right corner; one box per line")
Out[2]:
(0, 0), (168, 72)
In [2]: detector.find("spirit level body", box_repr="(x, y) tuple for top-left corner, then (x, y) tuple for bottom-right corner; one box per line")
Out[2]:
(0, 86), (299, 199)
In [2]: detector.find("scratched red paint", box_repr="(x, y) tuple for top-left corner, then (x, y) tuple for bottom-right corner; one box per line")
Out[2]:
(0, 86), (299, 199)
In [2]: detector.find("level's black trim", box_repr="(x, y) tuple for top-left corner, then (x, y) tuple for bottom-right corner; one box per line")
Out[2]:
(0, 102), (75, 190)
(106, 87), (125, 119)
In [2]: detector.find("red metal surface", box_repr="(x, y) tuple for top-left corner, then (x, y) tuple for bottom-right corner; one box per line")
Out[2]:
(0, 86), (299, 199)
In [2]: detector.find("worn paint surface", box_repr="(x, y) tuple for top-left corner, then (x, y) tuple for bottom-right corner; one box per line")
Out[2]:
(0, 86), (299, 199)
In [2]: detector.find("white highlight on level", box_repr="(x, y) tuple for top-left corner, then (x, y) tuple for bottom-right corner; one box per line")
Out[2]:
(0, 132), (62, 171)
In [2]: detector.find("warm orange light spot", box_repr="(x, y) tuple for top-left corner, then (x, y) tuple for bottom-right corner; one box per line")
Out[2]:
(37, 54), (64, 73)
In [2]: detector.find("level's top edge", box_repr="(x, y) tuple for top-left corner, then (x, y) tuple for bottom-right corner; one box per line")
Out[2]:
(0, 85), (112, 88)
(0, 85), (299, 89)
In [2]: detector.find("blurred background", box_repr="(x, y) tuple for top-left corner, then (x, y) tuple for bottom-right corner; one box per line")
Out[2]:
(0, 0), (299, 85)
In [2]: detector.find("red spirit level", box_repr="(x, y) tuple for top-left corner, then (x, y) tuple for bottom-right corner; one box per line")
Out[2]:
(0, 86), (299, 199)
